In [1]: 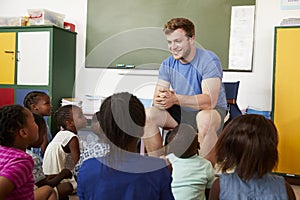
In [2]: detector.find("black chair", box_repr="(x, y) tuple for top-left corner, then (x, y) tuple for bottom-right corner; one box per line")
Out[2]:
(223, 81), (242, 126)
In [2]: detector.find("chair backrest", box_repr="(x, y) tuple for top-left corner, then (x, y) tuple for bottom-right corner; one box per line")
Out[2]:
(224, 81), (240, 104)
(223, 81), (242, 123)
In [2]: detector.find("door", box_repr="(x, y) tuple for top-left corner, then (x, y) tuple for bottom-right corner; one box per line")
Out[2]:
(273, 27), (300, 176)
(0, 32), (16, 84)
(17, 31), (50, 85)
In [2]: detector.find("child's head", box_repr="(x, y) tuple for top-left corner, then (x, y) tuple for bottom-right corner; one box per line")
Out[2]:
(91, 111), (101, 135)
(29, 113), (47, 148)
(215, 114), (278, 181)
(23, 91), (52, 116)
(165, 123), (198, 158)
(0, 105), (38, 149)
(89, 111), (107, 143)
(99, 92), (145, 151)
(54, 105), (87, 133)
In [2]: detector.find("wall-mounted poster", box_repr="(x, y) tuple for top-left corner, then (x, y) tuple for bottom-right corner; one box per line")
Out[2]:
(228, 5), (255, 71)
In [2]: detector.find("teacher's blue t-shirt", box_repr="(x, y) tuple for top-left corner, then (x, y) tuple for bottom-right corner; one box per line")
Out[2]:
(158, 47), (227, 110)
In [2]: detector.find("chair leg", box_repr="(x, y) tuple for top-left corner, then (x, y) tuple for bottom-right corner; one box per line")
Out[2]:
(140, 140), (145, 155)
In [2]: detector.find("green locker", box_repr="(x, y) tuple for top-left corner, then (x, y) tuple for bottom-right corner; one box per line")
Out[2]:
(0, 25), (77, 135)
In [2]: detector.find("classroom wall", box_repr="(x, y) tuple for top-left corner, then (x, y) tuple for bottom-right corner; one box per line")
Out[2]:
(1, 0), (300, 111)
(223, 0), (300, 111)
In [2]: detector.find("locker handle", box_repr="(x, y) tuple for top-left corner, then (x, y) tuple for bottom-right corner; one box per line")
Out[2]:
(4, 50), (14, 54)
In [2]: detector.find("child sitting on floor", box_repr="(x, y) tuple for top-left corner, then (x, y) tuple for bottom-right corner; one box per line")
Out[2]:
(24, 91), (53, 162)
(209, 114), (296, 200)
(27, 113), (74, 199)
(77, 92), (174, 200)
(165, 123), (215, 200)
(43, 105), (87, 194)
(0, 105), (56, 200)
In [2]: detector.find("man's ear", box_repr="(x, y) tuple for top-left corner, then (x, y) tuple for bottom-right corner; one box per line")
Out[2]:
(190, 35), (195, 44)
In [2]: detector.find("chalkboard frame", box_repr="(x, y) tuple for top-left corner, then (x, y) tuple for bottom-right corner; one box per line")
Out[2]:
(85, 0), (255, 71)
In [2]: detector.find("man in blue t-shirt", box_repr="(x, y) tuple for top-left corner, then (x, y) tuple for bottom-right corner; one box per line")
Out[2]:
(143, 18), (227, 165)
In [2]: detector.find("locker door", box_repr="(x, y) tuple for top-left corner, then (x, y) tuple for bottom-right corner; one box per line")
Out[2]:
(273, 27), (300, 175)
(0, 32), (16, 84)
(17, 31), (50, 85)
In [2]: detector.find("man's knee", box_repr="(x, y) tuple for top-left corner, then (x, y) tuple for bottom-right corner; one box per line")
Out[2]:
(146, 106), (162, 116)
(145, 107), (152, 123)
(146, 106), (171, 126)
(146, 107), (159, 123)
(196, 110), (221, 135)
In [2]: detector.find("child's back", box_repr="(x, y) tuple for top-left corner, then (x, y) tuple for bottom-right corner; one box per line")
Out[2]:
(209, 114), (296, 200)
(77, 92), (174, 200)
(43, 130), (79, 173)
(218, 172), (290, 200)
(166, 123), (215, 200)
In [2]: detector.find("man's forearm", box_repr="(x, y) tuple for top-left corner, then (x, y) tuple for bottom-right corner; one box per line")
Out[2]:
(175, 93), (212, 110)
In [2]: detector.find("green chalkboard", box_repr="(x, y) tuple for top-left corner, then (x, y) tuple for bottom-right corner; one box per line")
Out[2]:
(85, 0), (255, 70)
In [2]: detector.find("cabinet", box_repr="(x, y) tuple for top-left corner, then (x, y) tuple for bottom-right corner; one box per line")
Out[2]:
(273, 26), (300, 176)
(0, 26), (76, 133)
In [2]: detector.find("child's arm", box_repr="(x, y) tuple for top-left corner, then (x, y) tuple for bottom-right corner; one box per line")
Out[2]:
(206, 161), (216, 199)
(68, 137), (80, 165)
(36, 169), (72, 188)
(205, 188), (211, 199)
(0, 176), (15, 199)
(160, 155), (172, 174)
(40, 131), (49, 154)
(285, 181), (296, 200)
(208, 178), (220, 200)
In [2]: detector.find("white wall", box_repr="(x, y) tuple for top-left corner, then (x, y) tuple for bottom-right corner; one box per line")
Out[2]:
(1, 0), (300, 111)
(223, 0), (300, 111)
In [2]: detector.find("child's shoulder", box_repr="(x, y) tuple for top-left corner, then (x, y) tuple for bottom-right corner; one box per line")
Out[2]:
(55, 130), (78, 138)
(51, 130), (79, 145)
(26, 149), (42, 165)
(167, 153), (211, 165)
(0, 146), (29, 158)
(0, 146), (33, 169)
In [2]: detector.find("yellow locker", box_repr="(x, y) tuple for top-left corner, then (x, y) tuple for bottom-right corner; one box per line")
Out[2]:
(273, 27), (300, 176)
(0, 32), (16, 84)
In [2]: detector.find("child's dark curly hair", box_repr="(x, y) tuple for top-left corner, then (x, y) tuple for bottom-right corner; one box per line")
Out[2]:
(23, 91), (48, 110)
(0, 105), (28, 147)
(54, 105), (80, 130)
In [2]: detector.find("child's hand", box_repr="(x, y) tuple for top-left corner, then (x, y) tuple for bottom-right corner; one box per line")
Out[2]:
(60, 169), (73, 179)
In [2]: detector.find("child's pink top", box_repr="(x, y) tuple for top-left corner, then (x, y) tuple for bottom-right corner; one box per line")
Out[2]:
(0, 145), (34, 200)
